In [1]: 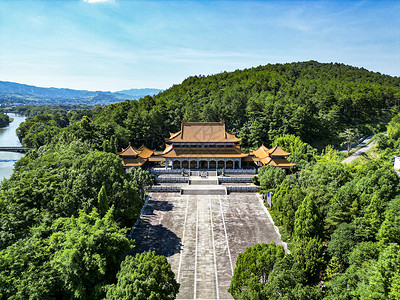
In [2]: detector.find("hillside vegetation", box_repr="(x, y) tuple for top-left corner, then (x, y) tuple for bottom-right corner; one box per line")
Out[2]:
(17, 61), (400, 151)
(229, 112), (400, 299)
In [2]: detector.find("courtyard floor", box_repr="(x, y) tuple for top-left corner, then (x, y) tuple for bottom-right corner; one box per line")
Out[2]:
(130, 192), (284, 300)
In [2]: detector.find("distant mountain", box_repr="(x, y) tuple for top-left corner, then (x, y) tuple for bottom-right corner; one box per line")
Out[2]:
(117, 88), (163, 97)
(0, 81), (162, 106)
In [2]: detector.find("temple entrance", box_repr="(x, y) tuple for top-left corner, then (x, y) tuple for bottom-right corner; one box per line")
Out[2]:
(226, 160), (233, 169)
(182, 160), (189, 169)
(173, 160), (181, 169)
(190, 160), (197, 169)
(218, 160), (225, 169)
(209, 160), (216, 169)
(199, 160), (208, 169)
(235, 160), (240, 169)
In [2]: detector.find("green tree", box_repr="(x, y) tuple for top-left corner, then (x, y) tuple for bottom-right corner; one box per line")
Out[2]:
(128, 168), (155, 201)
(325, 256), (343, 279)
(293, 196), (323, 241)
(272, 134), (317, 167)
(339, 128), (360, 152)
(0, 144), (143, 250)
(0, 112), (11, 128)
(228, 242), (285, 299)
(348, 242), (379, 267)
(387, 113), (400, 140)
(354, 244), (400, 299)
(50, 208), (132, 300)
(364, 194), (384, 233)
(293, 237), (324, 284)
(377, 209), (400, 245)
(0, 236), (62, 299)
(328, 222), (360, 266)
(258, 165), (286, 191)
(297, 160), (352, 220)
(263, 254), (324, 300)
(102, 139), (111, 152)
(98, 185), (109, 217)
(325, 184), (358, 236)
(270, 179), (305, 239)
(105, 251), (179, 300)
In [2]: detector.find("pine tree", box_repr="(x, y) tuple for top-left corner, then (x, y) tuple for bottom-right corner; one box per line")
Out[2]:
(377, 209), (400, 245)
(293, 237), (324, 284)
(325, 256), (342, 279)
(98, 185), (109, 217)
(364, 194), (383, 234)
(102, 139), (110, 152)
(110, 135), (118, 153)
(293, 196), (323, 241)
(271, 179), (305, 238)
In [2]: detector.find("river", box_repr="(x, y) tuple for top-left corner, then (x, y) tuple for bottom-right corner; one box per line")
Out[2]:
(0, 114), (26, 181)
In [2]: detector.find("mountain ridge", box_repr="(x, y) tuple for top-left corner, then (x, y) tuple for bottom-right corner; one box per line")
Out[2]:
(0, 80), (163, 106)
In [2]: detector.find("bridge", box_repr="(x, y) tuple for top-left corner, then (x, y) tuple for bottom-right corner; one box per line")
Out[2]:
(0, 147), (33, 153)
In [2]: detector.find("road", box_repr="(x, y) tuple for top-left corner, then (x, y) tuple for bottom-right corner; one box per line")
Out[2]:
(341, 135), (377, 164)
(130, 193), (285, 299)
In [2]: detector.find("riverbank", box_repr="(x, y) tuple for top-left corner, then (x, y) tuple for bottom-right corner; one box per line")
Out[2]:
(0, 114), (26, 180)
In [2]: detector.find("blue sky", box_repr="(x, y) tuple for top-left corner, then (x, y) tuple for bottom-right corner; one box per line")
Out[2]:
(0, 0), (399, 91)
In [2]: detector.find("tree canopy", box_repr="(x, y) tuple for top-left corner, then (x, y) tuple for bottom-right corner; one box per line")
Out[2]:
(105, 251), (180, 300)
(0, 112), (11, 128)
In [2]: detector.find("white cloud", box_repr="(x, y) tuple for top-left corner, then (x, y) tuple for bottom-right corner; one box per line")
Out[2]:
(83, 0), (114, 3)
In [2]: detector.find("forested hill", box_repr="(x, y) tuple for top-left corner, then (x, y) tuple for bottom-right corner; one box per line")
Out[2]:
(150, 61), (399, 148)
(16, 61), (400, 151)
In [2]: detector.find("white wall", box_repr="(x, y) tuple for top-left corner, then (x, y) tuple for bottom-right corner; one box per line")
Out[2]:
(394, 157), (400, 170)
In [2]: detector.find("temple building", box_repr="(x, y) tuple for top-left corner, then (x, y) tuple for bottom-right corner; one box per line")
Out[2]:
(117, 120), (295, 170)
(161, 120), (248, 169)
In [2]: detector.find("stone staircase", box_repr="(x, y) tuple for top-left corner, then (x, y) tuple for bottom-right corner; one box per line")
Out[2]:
(182, 175), (226, 195)
(188, 177), (218, 186)
(151, 170), (258, 195)
(180, 185), (227, 195)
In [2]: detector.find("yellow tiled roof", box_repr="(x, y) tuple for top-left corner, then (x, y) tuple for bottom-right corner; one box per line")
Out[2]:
(166, 120), (241, 143)
(117, 142), (140, 156)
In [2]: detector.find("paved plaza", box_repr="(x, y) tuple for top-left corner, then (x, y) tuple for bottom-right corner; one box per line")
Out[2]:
(130, 192), (285, 299)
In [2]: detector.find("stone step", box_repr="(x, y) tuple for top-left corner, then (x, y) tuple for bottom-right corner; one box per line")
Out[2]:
(181, 189), (227, 195)
(180, 185), (227, 195)
(189, 180), (218, 185)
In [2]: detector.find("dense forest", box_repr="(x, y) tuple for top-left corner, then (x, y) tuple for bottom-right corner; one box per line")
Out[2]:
(0, 113), (11, 128)
(230, 116), (400, 298)
(15, 61), (400, 151)
(0, 104), (95, 117)
(1, 61), (400, 299)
